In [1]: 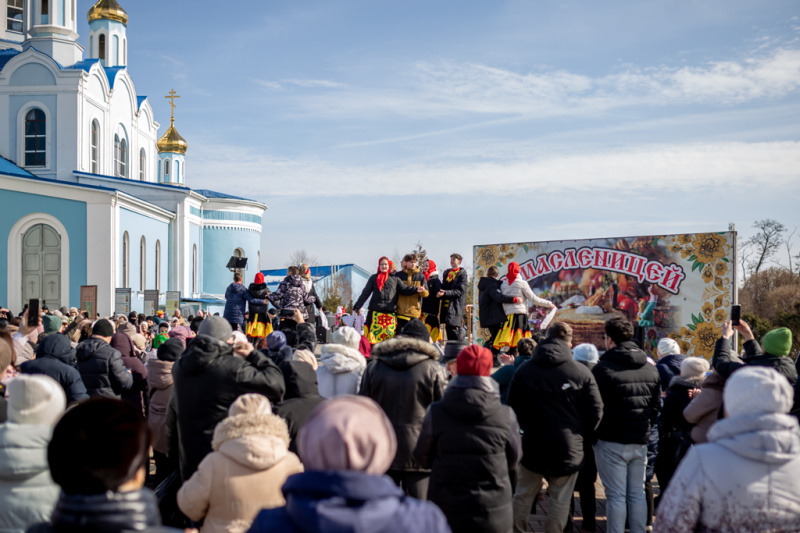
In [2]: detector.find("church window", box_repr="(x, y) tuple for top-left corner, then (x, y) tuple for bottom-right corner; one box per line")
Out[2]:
(164, 159), (170, 177)
(7, 0), (23, 32)
(140, 236), (146, 289)
(114, 134), (127, 178)
(113, 35), (119, 65)
(192, 245), (198, 293)
(98, 34), (106, 61)
(122, 232), (130, 288)
(123, 39), (127, 64)
(24, 109), (46, 167)
(139, 149), (146, 181)
(41, 0), (48, 24)
(58, 0), (64, 26)
(175, 161), (180, 182)
(155, 240), (161, 292)
(90, 120), (99, 173)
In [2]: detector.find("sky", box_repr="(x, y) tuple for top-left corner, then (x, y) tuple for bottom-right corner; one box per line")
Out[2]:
(80, 0), (800, 273)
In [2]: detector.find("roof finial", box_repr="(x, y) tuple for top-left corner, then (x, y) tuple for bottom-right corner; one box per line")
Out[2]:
(165, 89), (180, 121)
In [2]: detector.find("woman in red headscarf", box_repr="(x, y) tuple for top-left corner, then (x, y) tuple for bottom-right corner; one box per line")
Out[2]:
(420, 258), (444, 342)
(494, 262), (555, 352)
(246, 272), (273, 341)
(353, 257), (422, 344)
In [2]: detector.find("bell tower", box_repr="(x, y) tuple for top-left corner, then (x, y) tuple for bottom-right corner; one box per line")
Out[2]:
(87, 0), (128, 67)
(24, 0), (83, 66)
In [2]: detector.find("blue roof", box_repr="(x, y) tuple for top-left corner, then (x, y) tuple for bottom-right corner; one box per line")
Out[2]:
(195, 189), (255, 202)
(74, 170), (191, 191)
(0, 155), (35, 178)
(137, 96), (147, 109)
(261, 265), (362, 278)
(103, 66), (126, 88)
(0, 49), (21, 70)
(67, 58), (101, 73)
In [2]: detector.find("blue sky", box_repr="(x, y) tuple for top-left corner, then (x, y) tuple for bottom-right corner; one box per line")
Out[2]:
(81, 1), (800, 273)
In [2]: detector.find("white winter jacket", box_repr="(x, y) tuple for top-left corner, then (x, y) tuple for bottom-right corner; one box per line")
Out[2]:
(500, 278), (552, 316)
(317, 344), (366, 398)
(654, 413), (800, 533)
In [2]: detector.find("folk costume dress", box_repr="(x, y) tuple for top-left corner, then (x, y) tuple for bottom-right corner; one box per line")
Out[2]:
(246, 273), (273, 339)
(495, 262), (553, 349)
(354, 258), (419, 344)
(420, 261), (444, 342)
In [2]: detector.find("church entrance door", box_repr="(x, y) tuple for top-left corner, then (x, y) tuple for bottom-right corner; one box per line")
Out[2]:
(22, 224), (61, 310)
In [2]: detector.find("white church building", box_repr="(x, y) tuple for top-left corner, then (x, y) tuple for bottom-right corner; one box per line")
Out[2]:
(0, 0), (266, 315)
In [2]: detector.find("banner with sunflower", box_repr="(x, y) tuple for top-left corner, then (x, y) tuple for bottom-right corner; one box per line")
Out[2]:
(472, 232), (736, 359)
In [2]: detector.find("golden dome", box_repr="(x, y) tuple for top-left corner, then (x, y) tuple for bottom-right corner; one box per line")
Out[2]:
(157, 118), (188, 154)
(87, 0), (128, 25)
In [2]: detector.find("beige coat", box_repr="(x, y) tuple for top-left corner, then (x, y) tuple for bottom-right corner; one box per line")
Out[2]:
(177, 409), (303, 533)
(147, 359), (174, 454)
(683, 371), (725, 444)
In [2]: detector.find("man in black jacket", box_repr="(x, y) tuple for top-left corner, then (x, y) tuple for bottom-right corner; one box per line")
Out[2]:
(75, 319), (133, 398)
(359, 319), (448, 499)
(437, 253), (468, 341)
(478, 266), (518, 361)
(591, 317), (660, 533)
(21, 333), (89, 405)
(169, 316), (286, 481)
(507, 322), (603, 533)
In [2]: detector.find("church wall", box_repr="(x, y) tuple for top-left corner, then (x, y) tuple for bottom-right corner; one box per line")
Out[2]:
(202, 227), (261, 295)
(118, 207), (169, 313)
(0, 189), (86, 309)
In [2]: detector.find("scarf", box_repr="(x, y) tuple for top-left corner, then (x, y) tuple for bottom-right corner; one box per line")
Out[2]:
(254, 272), (264, 284)
(507, 262), (520, 285)
(376, 257), (393, 292)
(424, 260), (436, 281)
(300, 263), (311, 280)
(446, 267), (460, 283)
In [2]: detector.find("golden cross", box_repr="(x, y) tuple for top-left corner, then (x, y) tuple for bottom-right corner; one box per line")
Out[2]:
(165, 89), (180, 120)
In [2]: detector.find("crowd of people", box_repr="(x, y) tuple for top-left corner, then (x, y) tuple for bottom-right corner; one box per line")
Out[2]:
(0, 252), (799, 533)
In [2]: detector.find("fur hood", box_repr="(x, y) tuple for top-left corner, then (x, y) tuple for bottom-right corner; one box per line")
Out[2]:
(319, 344), (366, 374)
(212, 413), (291, 471)
(371, 335), (440, 368)
(668, 375), (706, 390)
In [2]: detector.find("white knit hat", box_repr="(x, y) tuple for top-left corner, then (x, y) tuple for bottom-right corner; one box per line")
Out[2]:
(573, 343), (599, 364)
(657, 338), (680, 357)
(724, 366), (793, 417)
(680, 357), (710, 379)
(7, 374), (66, 426)
(333, 326), (361, 351)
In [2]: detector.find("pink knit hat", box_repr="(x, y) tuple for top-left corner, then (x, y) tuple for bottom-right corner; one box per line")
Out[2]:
(297, 395), (396, 475)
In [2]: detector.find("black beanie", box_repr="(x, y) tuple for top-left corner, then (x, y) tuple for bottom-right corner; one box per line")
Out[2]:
(157, 337), (184, 362)
(401, 318), (430, 342)
(92, 319), (114, 338)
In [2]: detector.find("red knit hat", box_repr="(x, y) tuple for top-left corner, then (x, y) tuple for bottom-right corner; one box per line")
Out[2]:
(254, 272), (265, 284)
(456, 345), (493, 377)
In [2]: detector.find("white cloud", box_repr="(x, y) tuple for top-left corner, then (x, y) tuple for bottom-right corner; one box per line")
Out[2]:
(253, 78), (347, 91)
(189, 140), (800, 198)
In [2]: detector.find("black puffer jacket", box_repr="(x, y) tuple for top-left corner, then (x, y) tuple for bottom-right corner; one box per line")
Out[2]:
(354, 274), (418, 314)
(247, 282), (270, 323)
(75, 337), (133, 398)
(420, 273), (443, 316)
(359, 336), (448, 472)
(171, 335), (285, 480)
(592, 341), (661, 445)
(275, 361), (325, 453)
(477, 276), (516, 328)
(439, 268), (468, 327)
(712, 337), (798, 385)
(20, 334), (88, 404)
(414, 376), (521, 533)
(508, 337), (603, 476)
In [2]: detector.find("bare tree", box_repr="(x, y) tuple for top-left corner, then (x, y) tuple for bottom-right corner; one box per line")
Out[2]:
(413, 240), (427, 263)
(784, 227), (798, 273)
(745, 219), (786, 275)
(287, 249), (319, 268)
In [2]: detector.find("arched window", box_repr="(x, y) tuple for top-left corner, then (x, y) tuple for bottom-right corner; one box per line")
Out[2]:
(164, 159), (170, 178)
(41, 0), (48, 24)
(114, 134), (127, 178)
(7, 0), (24, 32)
(113, 35), (119, 65)
(24, 109), (46, 167)
(192, 244), (198, 293)
(123, 39), (126, 64)
(122, 231), (129, 288)
(233, 247), (245, 277)
(90, 120), (99, 173)
(98, 34), (106, 61)
(139, 236), (146, 289)
(155, 240), (161, 291)
(139, 149), (146, 181)
(158, 159), (162, 180)
(175, 161), (180, 182)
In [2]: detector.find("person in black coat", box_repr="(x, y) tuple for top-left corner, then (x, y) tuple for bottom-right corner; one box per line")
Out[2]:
(591, 317), (661, 533)
(20, 333), (88, 405)
(359, 319), (448, 499)
(75, 319), (133, 399)
(168, 316), (285, 482)
(353, 257), (421, 344)
(414, 345), (521, 533)
(274, 360), (326, 453)
(246, 272), (271, 340)
(507, 323), (603, 533)
(420, 259), (444, 342)
(437, 253), (469, 341)
(477, 266), (518, 358)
